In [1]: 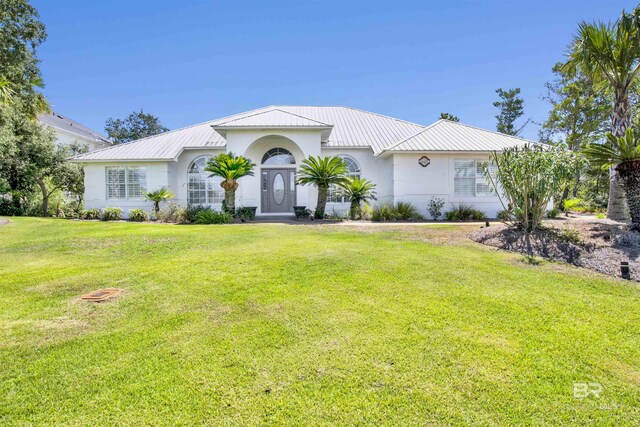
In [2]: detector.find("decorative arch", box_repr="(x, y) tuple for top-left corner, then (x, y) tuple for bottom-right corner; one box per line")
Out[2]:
(187, 156), (224, 205)
(262, 147), (296, 165)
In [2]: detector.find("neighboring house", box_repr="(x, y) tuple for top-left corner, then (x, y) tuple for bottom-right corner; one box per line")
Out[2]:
(71, 105), (534, 218)
(39, 112), (112, 152)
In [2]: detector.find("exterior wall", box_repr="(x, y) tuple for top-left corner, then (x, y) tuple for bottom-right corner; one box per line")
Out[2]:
(51, 128), (110, 152)
(83, 162), (171, 217)
(391, 153), (504, 218)
(171, 148), (226, 208)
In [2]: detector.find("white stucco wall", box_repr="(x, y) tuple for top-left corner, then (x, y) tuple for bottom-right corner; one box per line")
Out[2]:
(391, 153), (504, 218)
(83, 162), (171, 217)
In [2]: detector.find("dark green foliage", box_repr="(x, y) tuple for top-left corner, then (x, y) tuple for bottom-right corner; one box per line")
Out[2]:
(372, 202), (425, 222)
(105, 110), (169, 144)
(195, 208), (231, 224)
(234, 206), (256, 220)
(493, 88), (527, 136)
(101, 207), (123, 221)
(128, 209), (150, 222)
(496, 209), (512, 221)
(445, 203), (486, 221)
(546, 208), (560, 219)
(297, 156), (349, 219)
(427, 197), (445, 220)
(439, 112), (460, 122)
(81, 209), (101, 220)
(294, 206), (312, 218)
(372, 204), (396, 222)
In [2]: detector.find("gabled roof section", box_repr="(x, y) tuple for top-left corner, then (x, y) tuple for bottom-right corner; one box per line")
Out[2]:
(39, 112), (112, 145)
(212, 108), (332, 128)
(381, 119), (534, 154)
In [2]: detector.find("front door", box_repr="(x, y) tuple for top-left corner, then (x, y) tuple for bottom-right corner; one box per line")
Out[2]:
(261, 168), (296, 213)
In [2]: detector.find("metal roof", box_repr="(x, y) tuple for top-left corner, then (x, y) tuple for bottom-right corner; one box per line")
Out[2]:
(39, 112), (112, 145)
(382, 119), (533, 154)
(212, 108), (332, 128)
(71, 106), (537, 162)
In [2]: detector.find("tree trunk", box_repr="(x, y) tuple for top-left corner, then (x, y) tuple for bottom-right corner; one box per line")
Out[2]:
(315, 185), (328, 219)
(36, 177), (49, 217)
(607, 88), (632, 221)
(572, 170), (580, 198)
(350, 200), (359, 220)
(616, 161), (640, 231)
(559, 186), (569, 210)
(224, 188), (235, 213)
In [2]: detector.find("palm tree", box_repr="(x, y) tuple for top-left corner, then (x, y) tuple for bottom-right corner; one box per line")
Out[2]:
(584, 129), (640, 230)
(565, 9), (640, 220)
(146, 188), (174, 214)
(297, 156), (349, 219)
(341, 177), (377, 220)
(205, 152), (255, 213)
(0, 78), (14, 105)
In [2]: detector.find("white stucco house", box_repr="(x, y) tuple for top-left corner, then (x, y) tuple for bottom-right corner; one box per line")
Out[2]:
(39, 111), (112, 152)
(71, 105), (534, 218)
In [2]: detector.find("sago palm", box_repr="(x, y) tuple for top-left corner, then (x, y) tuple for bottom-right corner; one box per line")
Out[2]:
(564, 9), (640, 220)
(341, 177), (377, 220)
(205, 152), (255, 213)
(146, 188), (174, 214)
(584, 129), (640, 230)
(297, 156), (349, 218)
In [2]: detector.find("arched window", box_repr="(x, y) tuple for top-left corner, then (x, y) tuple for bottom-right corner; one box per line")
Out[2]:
(188, 156), (224, 205)
(328, 155), (361, 203)
(262, 148), (295, 165)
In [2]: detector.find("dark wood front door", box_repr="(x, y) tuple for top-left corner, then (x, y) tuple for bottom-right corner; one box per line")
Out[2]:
(261, 168), (296, 213)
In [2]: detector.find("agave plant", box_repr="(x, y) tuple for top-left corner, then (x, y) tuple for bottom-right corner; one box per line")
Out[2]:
(340, 177), (377, 220)
(146, 188), (175, 214)
(205, 152), (255, 213)
(564, 9), (640, 220)
(584, 129), (640, 230)
(297, 156), (349, 219)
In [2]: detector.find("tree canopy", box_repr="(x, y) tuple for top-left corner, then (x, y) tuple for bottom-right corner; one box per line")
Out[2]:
(105, 110), (169, 144)
(493, 88), (528, 136)
(439, 112), (460, 122)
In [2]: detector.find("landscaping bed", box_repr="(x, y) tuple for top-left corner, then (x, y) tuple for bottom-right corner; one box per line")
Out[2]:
(471, 218), (640, 281)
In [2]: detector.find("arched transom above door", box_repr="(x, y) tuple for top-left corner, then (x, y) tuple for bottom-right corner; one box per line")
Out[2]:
(261, 148), (295, 165)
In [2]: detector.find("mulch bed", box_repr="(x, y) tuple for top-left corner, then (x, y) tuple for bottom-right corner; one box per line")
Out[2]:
(471, 220), (640, 282)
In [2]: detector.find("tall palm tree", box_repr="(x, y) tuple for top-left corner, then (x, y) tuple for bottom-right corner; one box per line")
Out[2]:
(565, 9), (640, 220)
(205, 152), (255, 213)
(146, 188), (174, 214)
(297, 156), (349, 219)
(341, 177), (377, 220)
(584, 129), (640, 230)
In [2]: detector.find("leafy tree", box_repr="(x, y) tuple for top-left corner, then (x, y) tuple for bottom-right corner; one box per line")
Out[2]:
(564, 8), (640, 220)
(484, 145), (583, 255)
(493, 88), (528, 135)
(584, 129), (640, 230)
(146, 188), (174, 214)
(204, 152), (255, 213)
(105, 110), (169, 144)
(541, 63), (610, 206)
(439, 112), (460, 122)
(340, 176), (377, 220)
(297, 156), (349, 219)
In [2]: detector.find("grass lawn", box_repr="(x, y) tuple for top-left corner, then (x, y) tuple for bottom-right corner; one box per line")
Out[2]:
(1, 217), (639, 426)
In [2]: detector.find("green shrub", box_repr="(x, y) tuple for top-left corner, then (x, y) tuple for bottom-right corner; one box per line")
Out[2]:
(427, 197), (445, 220)
(496, 209), (512, 221)
(546, 207), (560, 219)
(195, 208), (232, 224)
(563, 198), (586, 212)
(372, 203), (396, 221)
(394, 202), (425, 221)
(129, 209), (150, 222)
(294, 206), (312, 218)
(559, 227), (582, 245)
(101, 207), (123, 221)
(81, 208), (101, 220)
(358, 203), (374, 220)
(596, 212), (606, 219)
(235, 206), (256, 220)
(445, 203), (485, 221)
(157, 202), (188, 223)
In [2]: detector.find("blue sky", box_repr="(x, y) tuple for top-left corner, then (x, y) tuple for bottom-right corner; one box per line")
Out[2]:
(33, 0), (635, 140)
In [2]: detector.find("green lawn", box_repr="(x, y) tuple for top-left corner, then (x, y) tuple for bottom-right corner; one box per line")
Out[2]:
(1, 217), (639, 426)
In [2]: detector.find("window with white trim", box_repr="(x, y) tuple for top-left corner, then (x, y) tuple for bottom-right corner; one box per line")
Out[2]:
(454, 159), (494, 197)
(188, 156), (224, 205)
(106, 166), (147, 200)
(328, 155), (360, 203)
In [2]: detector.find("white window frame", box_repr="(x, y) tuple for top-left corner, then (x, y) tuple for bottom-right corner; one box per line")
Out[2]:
(454, 159), (494, 198)
(187, 156), (224, 206)
(328, 155), (361, 203)
(105, 166), (147, 200)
